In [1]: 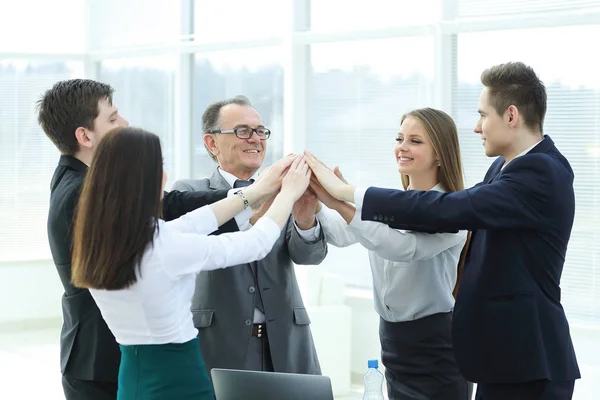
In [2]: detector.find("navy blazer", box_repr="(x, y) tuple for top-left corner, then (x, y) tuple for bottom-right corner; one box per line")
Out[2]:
(47, 155), (237, 382)
(361, 136), (580, 383)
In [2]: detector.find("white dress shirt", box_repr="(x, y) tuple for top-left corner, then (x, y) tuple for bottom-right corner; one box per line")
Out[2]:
(89, 205), (282, 345)
(320, 184), (467, 322)
(218, 168), (321, 323)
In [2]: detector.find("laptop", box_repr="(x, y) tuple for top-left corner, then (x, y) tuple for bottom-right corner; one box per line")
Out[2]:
(211, 368), (334, 400)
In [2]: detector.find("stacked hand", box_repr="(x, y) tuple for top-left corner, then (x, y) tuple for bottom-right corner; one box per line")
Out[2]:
(280, 155), (312, 201)
(247, 152), (355, 225)
(249, 154), (296, 203)
(304, 151), (355, 203)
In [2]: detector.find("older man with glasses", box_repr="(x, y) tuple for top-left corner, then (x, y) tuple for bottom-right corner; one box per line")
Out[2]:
(172, 95), (328, 378)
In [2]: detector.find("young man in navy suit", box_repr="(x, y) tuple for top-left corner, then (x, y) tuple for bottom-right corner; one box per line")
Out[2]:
(305, 62), (580, 400)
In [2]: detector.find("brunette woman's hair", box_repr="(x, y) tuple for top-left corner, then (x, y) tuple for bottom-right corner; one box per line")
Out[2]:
(71, 126), (163, 290)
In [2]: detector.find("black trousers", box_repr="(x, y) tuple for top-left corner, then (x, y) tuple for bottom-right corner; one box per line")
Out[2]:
(379, 312), (470, 400)
(475, 380), (575, 400)
(62, 375), (118, 400)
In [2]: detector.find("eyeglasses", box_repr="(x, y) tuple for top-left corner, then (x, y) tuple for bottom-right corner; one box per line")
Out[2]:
(207, 126), (271, 140)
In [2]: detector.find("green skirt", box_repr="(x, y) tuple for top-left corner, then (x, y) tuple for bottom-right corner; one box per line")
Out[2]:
(118, 338), (214, 400)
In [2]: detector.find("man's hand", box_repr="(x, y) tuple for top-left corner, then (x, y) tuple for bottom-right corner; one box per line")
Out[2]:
(292, 188), (319, 230)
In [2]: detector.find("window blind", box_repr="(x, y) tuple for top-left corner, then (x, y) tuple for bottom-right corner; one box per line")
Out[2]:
(0, 61), (84, 261)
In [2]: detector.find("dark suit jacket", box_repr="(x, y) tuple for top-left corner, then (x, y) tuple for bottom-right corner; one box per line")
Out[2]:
(172, 170), (328, 376)
(360, 136), (580, 383)
(47, 155), (235, 382)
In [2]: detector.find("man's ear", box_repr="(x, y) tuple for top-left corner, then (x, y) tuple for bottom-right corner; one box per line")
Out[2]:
(506, 105), (519, 128)
(203, 134), (219, 157)
(75, 127), (93, 149)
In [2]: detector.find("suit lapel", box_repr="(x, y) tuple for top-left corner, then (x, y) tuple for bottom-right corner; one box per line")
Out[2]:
(484, 158), (504, 184)
(209, 169), (231, 190)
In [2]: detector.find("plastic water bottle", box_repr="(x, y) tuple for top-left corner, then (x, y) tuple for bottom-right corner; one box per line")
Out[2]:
(362, 359), (384, 400)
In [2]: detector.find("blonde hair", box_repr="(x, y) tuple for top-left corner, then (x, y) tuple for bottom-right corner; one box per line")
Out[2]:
(399, 107), (470, 298)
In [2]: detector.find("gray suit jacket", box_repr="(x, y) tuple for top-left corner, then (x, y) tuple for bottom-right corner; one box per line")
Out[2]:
(172, 170), (328, 375)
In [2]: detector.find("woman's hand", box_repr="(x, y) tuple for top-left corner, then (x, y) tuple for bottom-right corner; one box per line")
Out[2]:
(280, 155), (311, 202)
(304, 151), (355, 203)
(245, 154), (295, 205)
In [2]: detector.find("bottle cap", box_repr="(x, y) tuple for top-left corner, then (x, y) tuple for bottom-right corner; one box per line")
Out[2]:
(368, 359), (378, 369)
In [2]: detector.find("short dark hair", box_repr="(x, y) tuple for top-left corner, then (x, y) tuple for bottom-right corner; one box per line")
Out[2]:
(36, 79), (114, 156)
(201, 95), (252, 162)
(72, 127), (163, 290)
(481, 62), (547, 133)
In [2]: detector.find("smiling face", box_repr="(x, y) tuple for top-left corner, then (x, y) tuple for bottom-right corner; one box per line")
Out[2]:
(394, 116), (438, 180)
(204, 104), (267, 178)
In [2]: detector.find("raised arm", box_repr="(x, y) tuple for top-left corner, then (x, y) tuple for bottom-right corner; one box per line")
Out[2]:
(360, 154), (561, 232)
(306, 150), (563, 232)
(162, 155), (314, 276)
(160, 217), (283, 276)
(316, 205), (360, 248)
(347, 217), (467, 262)
(162, 188), (229, 221)
(315, 188), (466, 262)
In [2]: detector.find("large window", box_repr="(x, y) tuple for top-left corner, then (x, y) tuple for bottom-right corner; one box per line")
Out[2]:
(457, 0), (600, 17)
(193, 0), (285, 41)
(309, 0), (442, 31)
(192, 47), (284, 179)
(0, 0), (84, 53)
(453, 25), (600, 324)
(308, 37), (435, 287)
(0, 61), (84, 261)
(88, 0), (180, 50)
(98, 56), (177, 187)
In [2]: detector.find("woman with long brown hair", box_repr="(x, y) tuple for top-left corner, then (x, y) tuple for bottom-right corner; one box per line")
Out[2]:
(308, 108), (470, 399)
(71, 126), (311, 400)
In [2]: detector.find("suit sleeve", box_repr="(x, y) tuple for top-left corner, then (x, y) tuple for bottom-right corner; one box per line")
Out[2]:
(163, 185), (239, 233)
(362, 154), (554, 232)
(285, 216), (329, 265)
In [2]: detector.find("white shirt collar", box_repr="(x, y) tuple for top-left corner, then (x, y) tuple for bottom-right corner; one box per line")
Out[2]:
(516, 137), (543, 159)
(431, 183), (445, 193)
(407, 183), (445, 192)
(218, 168), (259, 188)
(501, 136), (544, 170)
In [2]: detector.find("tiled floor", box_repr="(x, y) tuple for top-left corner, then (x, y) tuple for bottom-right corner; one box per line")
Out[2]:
(1, 326), (599, 400)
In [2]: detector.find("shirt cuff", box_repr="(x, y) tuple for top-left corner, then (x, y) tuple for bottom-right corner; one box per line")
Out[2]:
(354, 187), (367, 215)
(294, 218), (321, 241)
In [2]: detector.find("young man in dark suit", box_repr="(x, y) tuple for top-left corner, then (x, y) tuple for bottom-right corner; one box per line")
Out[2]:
(37, 79), (237, 400)
(305, 62), (580, 400)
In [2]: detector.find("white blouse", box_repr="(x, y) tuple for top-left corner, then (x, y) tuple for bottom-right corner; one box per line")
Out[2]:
(90, 205), (281, 345)
(318, 184), (467, 322)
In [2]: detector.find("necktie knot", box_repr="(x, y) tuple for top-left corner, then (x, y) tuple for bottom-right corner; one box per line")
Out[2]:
(233, 179), (254, 188)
